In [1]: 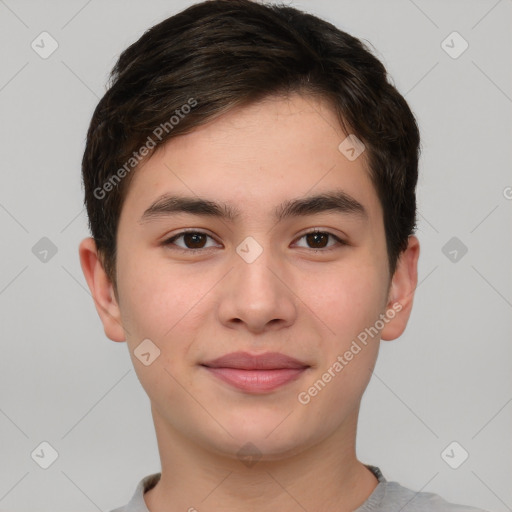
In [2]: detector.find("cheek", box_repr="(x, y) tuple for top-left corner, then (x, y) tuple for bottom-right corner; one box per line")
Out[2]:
(116, 255), (203, 399)
(295, 265), (383, 420)
(295, 257), (386, 403)
(116, 245), (183, 329)
(300, 259), (387, 340)
(116, 249), (217, 367)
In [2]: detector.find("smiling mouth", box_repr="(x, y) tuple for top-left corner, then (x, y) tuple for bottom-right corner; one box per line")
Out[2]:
(200, 351), (310, 393)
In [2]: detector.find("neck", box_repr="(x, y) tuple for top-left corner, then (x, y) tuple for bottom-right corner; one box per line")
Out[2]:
(144, 406), (379, 512)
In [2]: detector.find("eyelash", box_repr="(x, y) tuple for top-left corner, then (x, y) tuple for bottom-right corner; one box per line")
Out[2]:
(162, 229), (347, 254)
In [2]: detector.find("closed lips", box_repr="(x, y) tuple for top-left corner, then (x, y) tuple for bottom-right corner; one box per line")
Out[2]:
(201, 351), (310, 370)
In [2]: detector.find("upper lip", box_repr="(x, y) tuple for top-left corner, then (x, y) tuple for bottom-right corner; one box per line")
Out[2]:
(201, 351), (310, 370)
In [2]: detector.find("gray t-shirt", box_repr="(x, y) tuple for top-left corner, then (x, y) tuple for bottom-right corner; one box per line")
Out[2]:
(110, 465), (489, 512)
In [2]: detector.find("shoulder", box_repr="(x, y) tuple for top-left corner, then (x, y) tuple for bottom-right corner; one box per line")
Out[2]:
(380, 481), (490, 512)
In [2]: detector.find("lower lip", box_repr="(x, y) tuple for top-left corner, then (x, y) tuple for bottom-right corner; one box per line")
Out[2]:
(203, 366), (308, 393)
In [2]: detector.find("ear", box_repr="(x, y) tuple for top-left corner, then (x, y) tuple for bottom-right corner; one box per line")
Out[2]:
(78, 237), (126, 342)
(380, 235), (420, 341)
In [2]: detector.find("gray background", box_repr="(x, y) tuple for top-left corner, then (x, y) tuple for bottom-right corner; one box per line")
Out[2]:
(0, 0), (511, 511)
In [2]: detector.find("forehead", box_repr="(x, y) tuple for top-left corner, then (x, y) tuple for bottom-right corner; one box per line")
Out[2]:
(121, 93), (382, 225)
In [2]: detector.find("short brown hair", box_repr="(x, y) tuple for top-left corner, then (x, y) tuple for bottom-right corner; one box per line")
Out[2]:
(82, 0), (420, 288)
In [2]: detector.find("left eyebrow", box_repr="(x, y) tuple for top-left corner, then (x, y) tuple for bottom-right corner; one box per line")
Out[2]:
(139, 189), (368, 224)
(275, 190), (367, 222)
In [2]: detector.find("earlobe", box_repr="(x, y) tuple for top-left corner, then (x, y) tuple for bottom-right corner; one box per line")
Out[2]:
(380, 235), (420, 341)
(78, 237), (126, 342)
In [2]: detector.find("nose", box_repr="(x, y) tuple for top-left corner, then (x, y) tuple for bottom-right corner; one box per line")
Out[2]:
(216, 245), (298, 334)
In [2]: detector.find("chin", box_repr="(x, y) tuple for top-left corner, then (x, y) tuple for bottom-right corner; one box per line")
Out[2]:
(205, 422), (312, 462)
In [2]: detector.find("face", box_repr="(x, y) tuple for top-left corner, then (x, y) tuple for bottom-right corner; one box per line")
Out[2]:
(81, 93), (418, 462)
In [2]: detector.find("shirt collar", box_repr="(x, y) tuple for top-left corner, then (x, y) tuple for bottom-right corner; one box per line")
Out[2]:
(122, 464), (386, 512)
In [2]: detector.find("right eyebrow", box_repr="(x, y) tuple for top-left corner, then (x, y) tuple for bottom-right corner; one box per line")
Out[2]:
(139, 195), (240, 223)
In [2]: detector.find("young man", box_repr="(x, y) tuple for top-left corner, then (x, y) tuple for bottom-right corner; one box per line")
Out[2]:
(79, 1), (488, 510)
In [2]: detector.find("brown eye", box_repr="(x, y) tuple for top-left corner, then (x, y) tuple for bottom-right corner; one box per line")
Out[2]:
(182, 232), (207, 249)
(294, 230), (346, 251)
(305, 232), (329, 249)
(163, 231), (219, 252)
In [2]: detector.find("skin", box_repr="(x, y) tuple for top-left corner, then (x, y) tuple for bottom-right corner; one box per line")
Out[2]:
(80, 92), (419, 512)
